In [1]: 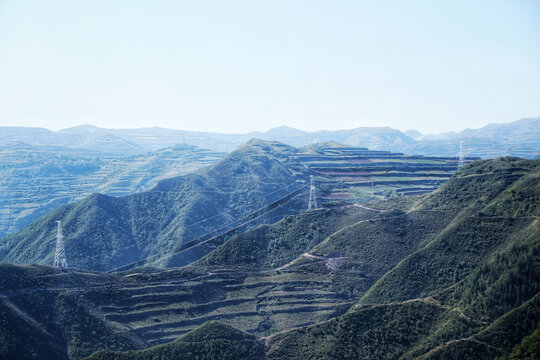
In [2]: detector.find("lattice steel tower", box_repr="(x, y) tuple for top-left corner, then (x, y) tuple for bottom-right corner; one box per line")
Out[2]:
(458, 142), (465, 170)
(308, 175), (318, 210)
(54, 220), (68, 268)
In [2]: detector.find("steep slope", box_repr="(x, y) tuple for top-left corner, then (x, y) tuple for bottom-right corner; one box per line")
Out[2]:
(266, 229), (540, 360)
(360, 157), (540, 304)
(497, 322), (540, 360)
(0, 265), (142, 360)
(264, 158), (540, 360)
(266, 300), (457, 360)
(5, 224), (534, 360)
(0, 157), (538, 359)
(192, 161), (535, 306)
(398, 236), (540, 359)
(191, 207), (380, 272)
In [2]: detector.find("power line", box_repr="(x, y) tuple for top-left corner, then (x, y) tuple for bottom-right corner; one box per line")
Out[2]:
(458, 142), (465, 169)
(178, 177), (305, 231)
(143, 188), (308, 269)
(308, 175), (317, 210)
(148, 176), (306, 243)
(107, 184), (308, 273)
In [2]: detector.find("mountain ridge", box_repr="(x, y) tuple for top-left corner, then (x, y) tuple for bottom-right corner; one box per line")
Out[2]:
(2, 116), (538, 157)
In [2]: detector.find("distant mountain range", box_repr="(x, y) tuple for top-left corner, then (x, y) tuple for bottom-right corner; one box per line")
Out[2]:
(1, 117), (539, 158)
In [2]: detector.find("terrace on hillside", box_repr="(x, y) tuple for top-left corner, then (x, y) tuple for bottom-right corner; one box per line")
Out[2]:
(291, 143), (478, 202)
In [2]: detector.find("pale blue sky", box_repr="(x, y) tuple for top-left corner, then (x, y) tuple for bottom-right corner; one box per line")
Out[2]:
(0, 0), (539, 134)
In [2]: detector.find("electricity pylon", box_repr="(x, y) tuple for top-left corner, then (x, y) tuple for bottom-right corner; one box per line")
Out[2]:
(458, 142), (465, 170)
(308, 175), (317, 210)
(53, 220), (68, 268)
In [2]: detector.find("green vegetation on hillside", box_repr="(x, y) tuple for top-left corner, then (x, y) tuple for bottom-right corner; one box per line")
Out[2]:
(360, 158), (540, 304)
(266, 301), (451, 360)
(0, 266), (140, 360)
(192, 207), (373, 272)
(0, 156), (539, 359)
(266, 228), (540, 359)
(497, 323), (540, 360)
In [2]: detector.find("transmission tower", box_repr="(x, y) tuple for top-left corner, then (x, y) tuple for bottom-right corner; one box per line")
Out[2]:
(308, 175), (318, 210)
(53, 220), (68, 268)
(457, 142), (465, 170)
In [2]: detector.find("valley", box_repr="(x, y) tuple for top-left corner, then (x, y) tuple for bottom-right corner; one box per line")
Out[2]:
(0, 154), (538, 359)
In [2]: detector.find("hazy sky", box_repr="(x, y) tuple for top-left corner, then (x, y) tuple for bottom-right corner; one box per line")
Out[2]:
(0, 0), (539, 134)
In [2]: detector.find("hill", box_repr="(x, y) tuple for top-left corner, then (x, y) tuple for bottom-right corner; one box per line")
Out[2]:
(0, 126), (142, 154)
(264, 157), (540, 359)
(0, 140), (307, 271)
(0, 140), (462, 271)
(360, 157), (540, 304)
(266, 235), (540, 359)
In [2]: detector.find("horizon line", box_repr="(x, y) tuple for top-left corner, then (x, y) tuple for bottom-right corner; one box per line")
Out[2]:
(1, 115), (539, 137)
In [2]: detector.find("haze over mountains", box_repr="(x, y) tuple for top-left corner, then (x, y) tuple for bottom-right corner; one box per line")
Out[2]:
(2, 117), (539, 158)
(1, 117), (535, 239)
(0, 143), (224, 238)
(2, 0), (538, 356)
(0, 118), (539, 360)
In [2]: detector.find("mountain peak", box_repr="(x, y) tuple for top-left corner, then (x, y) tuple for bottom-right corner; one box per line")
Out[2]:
(404, 129), (423, 140)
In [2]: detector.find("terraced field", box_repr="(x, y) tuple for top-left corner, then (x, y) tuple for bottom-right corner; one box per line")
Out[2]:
(88, 270), (351, 347)
(0, 143), (223, 238)
(292, 143), (478, 202)
(66, 200), (459, 346)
